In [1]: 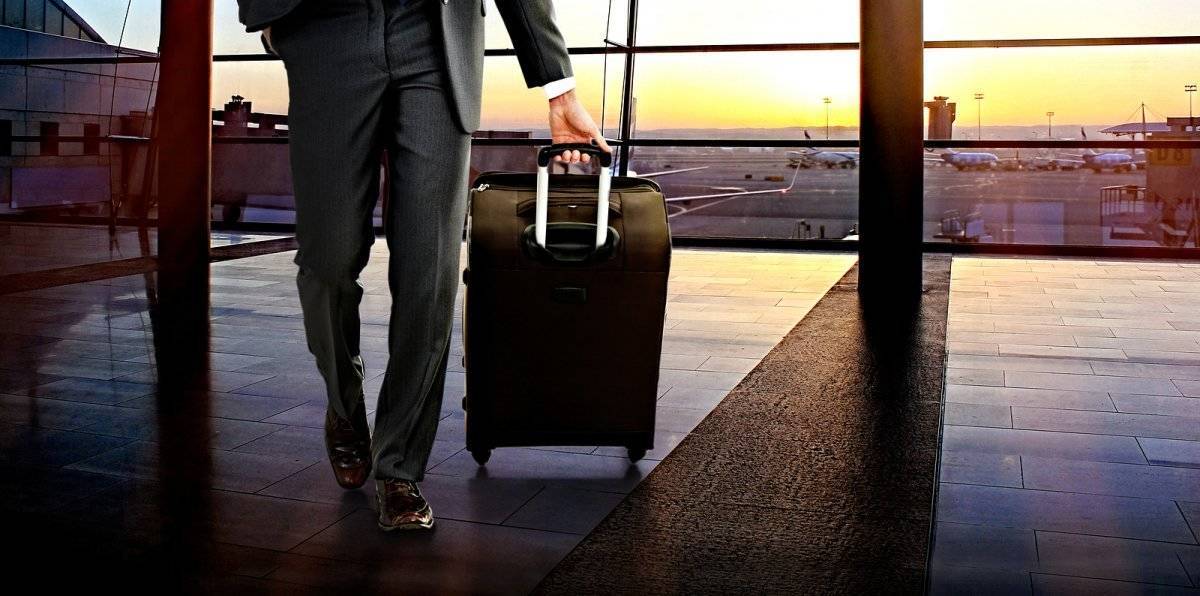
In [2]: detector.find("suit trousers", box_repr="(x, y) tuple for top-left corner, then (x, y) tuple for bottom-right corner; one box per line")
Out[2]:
(272, 0), (469, 481)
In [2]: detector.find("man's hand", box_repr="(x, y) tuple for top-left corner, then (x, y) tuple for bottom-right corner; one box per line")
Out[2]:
(548, 89), (612, 165)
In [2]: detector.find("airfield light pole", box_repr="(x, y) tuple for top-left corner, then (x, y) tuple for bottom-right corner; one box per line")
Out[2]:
(823, 97), (832, 139)
(1046, 111), (1055, 138)
(975, 92), (984, 140)
(1187, 84), (1197, 129)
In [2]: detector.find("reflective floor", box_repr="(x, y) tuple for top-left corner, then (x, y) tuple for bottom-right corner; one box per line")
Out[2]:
(7, 240), (1197, 593)
(931, 257), (1200, 594)
(0, 242), (855, 592)
(0, 222), (284, 276)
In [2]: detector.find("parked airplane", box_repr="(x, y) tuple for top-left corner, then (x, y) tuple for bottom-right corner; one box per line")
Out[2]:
(924, 148), (1010, 171)
(1064, 128), (1146, 172)
(1018, 151), (1082, 171)
(786, 131), (859, 169)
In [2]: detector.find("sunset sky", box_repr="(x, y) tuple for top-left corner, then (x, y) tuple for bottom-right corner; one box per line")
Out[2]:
(65, 0), (1200, 132)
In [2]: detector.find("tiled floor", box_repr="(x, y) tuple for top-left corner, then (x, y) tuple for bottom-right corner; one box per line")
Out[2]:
(0, 242), (855, 592)
(930, 256), (1200, 594)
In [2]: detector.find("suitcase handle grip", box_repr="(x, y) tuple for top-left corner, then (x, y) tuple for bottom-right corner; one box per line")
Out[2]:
(536, 143), (613, 168)
(535, 145), (612, 249)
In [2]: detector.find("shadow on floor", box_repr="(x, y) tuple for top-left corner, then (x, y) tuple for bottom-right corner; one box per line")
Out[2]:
(535, 256), (952, 594)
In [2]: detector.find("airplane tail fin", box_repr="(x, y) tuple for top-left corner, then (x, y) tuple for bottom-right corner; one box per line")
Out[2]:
(801, 130), (816, 153)
(1077, 128), (1097, 159)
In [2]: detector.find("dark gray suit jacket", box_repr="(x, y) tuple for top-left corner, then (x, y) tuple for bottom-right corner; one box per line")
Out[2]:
(236, 0), (572, 133)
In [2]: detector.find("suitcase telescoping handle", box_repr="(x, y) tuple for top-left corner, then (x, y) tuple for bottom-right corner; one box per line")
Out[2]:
(534, 143), (614, 249)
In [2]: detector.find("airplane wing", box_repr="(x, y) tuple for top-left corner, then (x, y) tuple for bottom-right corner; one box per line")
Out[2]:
(664, 165), (801, 203)
(923, 156), (946, 163)
(1054, 158), (1086, 166)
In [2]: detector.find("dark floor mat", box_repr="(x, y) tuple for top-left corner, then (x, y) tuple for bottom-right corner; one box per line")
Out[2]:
(535, 256), (951, 595)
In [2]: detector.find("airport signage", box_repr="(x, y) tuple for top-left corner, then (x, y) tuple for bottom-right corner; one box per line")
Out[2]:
(1149, 148), (1192, 167)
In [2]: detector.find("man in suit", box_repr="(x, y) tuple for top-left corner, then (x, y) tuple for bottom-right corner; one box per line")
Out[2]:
(235, 0), (611, 531)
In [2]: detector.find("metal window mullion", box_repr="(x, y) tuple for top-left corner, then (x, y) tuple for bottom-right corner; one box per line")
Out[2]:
(616, 0), (637, 177)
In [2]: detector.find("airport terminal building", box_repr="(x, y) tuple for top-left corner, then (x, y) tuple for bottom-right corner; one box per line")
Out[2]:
(1, 1), (1199, 593)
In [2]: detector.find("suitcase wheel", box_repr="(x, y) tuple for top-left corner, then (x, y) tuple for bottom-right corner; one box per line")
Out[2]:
(627, 447), (647, 462)
(470, 448), (491, 466)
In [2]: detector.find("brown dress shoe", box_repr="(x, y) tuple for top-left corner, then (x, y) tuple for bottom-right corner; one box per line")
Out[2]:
(324, 403), (372, 489)
(376, 478), (434, 531)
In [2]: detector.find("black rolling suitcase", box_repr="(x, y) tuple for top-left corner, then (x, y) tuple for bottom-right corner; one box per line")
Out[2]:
(461, 143), (671, 464)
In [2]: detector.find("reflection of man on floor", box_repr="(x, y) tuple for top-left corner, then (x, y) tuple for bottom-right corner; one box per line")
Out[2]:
(236, 0), (612, 530)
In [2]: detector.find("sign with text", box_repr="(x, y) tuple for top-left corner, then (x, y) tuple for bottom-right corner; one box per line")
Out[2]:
(1149, 148), (1193, 167)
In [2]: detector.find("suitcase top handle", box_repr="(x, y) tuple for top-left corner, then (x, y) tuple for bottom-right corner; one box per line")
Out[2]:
(535, 143), (613, 249)
(536, 143), (613, 168)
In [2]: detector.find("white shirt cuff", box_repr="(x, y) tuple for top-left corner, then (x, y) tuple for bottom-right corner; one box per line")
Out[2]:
(543, 76), (576, 99)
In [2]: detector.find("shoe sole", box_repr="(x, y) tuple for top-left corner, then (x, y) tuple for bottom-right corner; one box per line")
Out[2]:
(377, 518), (435, 532)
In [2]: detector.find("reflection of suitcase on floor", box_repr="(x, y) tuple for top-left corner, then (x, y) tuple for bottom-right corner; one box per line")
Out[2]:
(461, 143), (671, 464)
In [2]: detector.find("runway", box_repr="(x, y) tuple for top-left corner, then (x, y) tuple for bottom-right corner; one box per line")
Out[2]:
(632, 149), (1146, 244)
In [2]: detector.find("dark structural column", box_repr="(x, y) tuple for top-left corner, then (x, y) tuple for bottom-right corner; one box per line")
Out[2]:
(152, 0), (215, 586)
(859, 0), (924, 300)
(158, 3), (213, 288)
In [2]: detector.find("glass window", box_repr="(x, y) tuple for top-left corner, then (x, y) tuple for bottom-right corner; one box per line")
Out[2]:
(479, 54), (625, 137)
(3, 0), (24, 27)
(212, 60), (289, 120)
(63, 16), (79, 39)
(482, 0), (628, 50)
(923, 151), (1155, 247)
(40, 121), (59, 156)
(635, 0), (858, 46)
(924, 45), (1200, 140)
(631, 51), (860, 135)
(0, 120), (11, 157)
(83, 122), (100, 155)
(43, 1), (61, 35)
(925, 0), (1200, 41)
(24, 0), (43, 31)
(647, 145), (858, 241)
(923, 43), (1200, 249)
